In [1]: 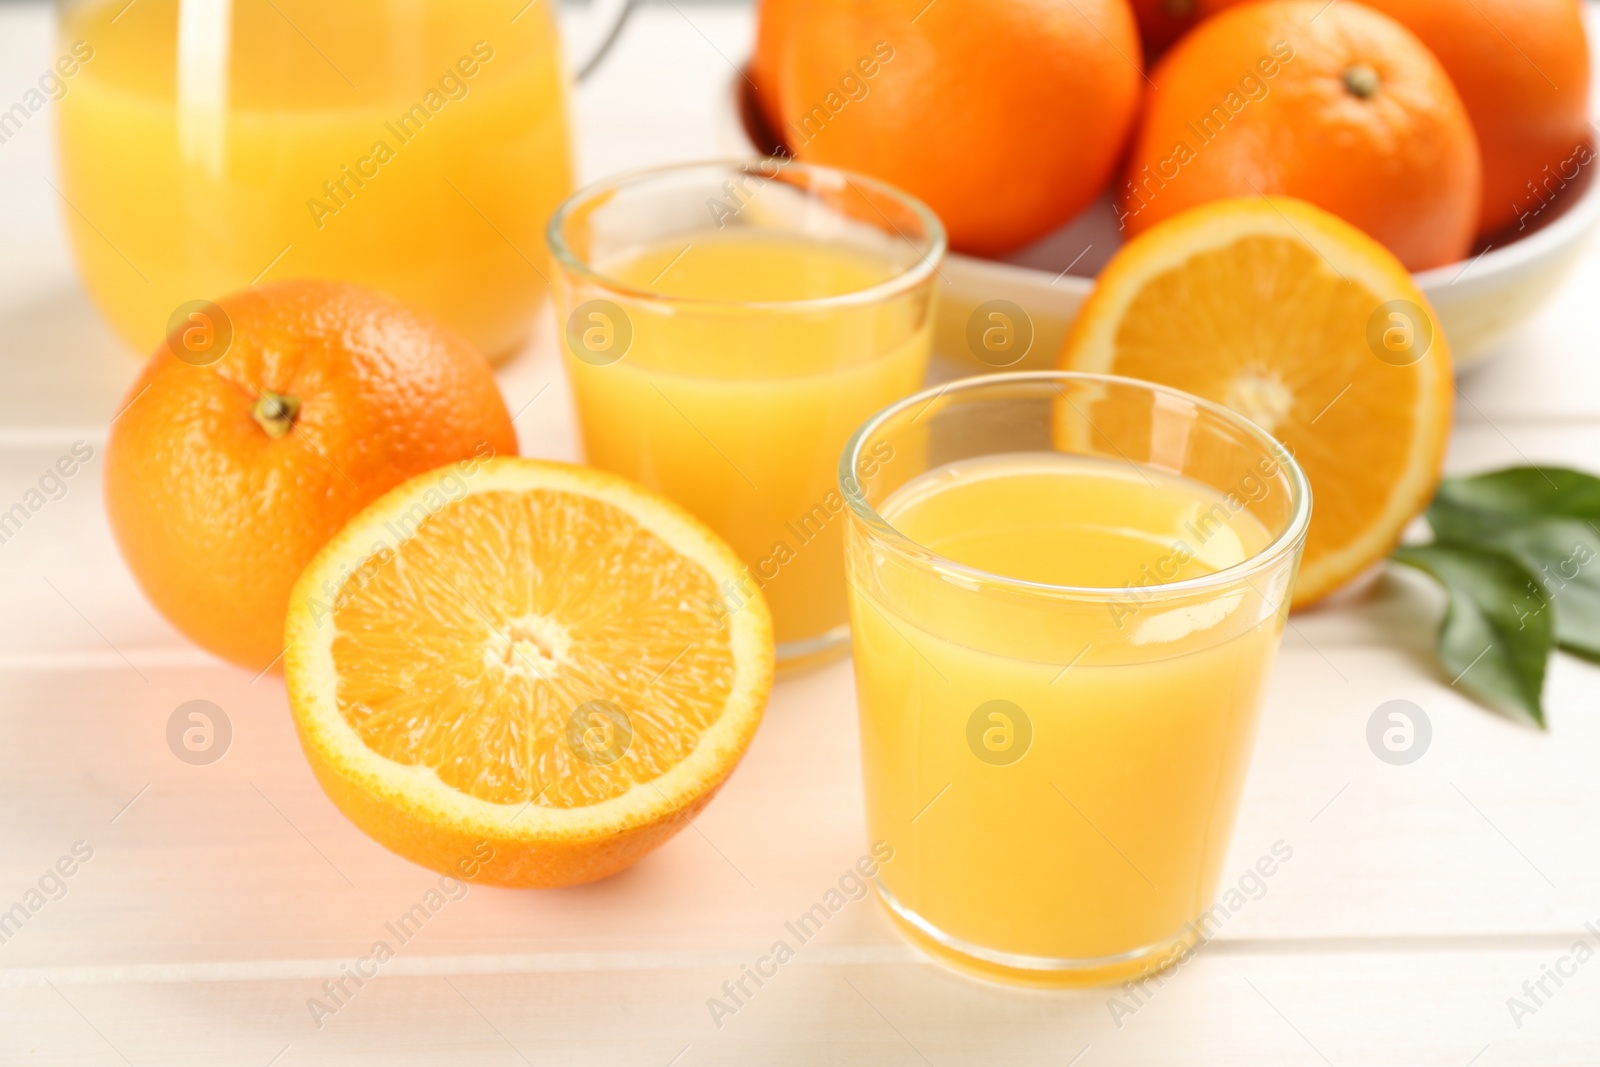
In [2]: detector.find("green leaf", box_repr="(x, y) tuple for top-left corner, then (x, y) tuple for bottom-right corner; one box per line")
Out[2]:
(1432, 466), (1600, 525)
(1427, 467), (1600, 659)
(1391, 543), (1553, 728)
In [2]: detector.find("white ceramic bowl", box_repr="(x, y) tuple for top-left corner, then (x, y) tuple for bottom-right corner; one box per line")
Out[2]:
(715, 70), (1599, 374)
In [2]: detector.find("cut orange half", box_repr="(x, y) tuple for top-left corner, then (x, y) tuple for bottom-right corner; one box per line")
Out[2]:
(284, 458), (774, 887)
(1059, 197), (1453, 607)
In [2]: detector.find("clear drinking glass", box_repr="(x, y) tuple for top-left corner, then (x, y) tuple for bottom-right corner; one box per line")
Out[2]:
(548, 160), (945, 667)
(840, 372), (1311, 985)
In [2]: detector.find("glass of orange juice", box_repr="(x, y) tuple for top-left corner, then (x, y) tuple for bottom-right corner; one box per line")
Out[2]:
(547, 161), (945, 667)
(840, 372), (1311, 985)
(55, 0), (584, 359)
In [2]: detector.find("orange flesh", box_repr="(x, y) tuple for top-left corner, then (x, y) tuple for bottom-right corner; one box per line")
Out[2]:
(328, 489), (737, 808)
(1102, 235), (1422, 570)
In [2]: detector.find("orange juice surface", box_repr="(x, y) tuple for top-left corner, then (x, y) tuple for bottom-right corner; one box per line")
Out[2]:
(847, 452), (1283, 975)
(566, 230), (933, 652)
(57, 0), (572, 357)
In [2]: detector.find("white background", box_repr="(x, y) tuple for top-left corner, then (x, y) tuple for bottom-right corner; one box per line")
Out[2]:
(2, 1), (1600, 1063)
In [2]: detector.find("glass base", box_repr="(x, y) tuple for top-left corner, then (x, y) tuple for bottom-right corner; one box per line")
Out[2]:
(875, 880), (1201, 988)
(775, 624), (851, 676)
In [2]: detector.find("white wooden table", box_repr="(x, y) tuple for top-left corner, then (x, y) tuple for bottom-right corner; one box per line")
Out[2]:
(3, 2), (1600, 1063)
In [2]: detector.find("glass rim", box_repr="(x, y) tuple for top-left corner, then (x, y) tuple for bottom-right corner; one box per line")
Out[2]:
(544, 157), (948, 312)
(838, 371), (1314, 602)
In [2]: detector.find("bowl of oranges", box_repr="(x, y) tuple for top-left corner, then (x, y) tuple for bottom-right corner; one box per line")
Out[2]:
(726, 0), (1598, 372)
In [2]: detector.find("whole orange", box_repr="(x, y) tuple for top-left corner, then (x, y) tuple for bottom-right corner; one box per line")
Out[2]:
(766, 0), (1144, 257)
(1344, 0), (1591, 237)
(1120, 0), (1482, 271)
(105, 280), (519, 673)
(1197, 0), (1591, 236)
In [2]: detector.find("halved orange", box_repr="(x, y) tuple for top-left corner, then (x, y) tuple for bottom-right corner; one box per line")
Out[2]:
(1059, 197), (1453, 607)
(284, 458), (774, 887)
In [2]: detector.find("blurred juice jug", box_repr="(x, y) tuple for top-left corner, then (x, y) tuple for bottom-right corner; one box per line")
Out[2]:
(54, 0), (618, 359)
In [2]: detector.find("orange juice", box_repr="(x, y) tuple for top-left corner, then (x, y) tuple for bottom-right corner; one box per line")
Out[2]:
(847, 451), (1285, 979)
(57, 0), (572, 357)
(564, 230), (934, 653)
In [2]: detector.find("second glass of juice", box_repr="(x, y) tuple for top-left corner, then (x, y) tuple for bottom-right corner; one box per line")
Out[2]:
(841, 372), (1311, 985)
(548, 161), (945, 666)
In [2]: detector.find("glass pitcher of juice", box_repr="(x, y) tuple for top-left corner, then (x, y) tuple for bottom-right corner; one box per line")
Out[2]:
(55, 0), (612, 359)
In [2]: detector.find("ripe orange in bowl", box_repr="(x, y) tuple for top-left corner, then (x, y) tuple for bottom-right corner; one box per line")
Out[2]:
(284, 459), (775, 887)
(1197, 0), (1592, 237)
(763, 0), (1144, 257)
(1354, 0), (1592, 237)
(104, 280), (518, 673)
(1060, 197), (1453, 607)
(1121, 0), (1481, 271)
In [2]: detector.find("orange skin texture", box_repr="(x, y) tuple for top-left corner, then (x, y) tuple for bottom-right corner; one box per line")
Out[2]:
(769, 0), (1144, 257)
(300, 745), (729, 887)
(1121, 0), (1482, 271)
(104, 280), (518, 673)
(1203, 0), (1591, 235)
(1337, 0), (1591, 236)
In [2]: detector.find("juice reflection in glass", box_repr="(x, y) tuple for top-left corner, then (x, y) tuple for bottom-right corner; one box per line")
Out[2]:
(548, 162), (944, 666)
(841, 373), (1310, 985)
(56, 0), (573, 358)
